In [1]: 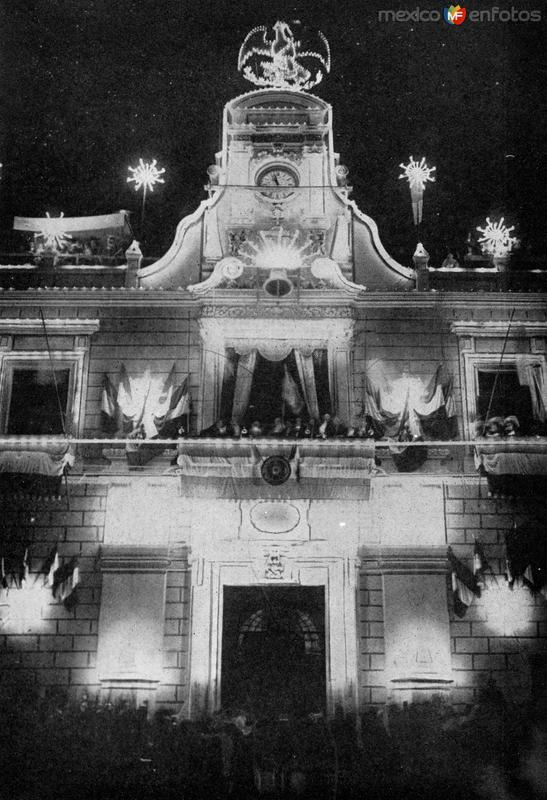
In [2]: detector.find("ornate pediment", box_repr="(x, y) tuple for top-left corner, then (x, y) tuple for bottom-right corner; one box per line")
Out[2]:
(188, 226), (365, 297)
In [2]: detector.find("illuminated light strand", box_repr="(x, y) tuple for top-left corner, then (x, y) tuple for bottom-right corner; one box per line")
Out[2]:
(238, 21), (330, 91)
(476, 217), (518, 258)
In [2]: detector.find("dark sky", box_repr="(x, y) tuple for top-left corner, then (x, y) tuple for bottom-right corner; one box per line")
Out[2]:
(1, 0), (546, 262)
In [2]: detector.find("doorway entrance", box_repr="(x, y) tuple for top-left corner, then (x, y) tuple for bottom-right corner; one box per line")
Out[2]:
(221, 586), (326, 720)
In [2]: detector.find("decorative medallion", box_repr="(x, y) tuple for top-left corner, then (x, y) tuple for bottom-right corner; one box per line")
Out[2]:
(250, 501), (300, 533)
(261, 455), (291, 485)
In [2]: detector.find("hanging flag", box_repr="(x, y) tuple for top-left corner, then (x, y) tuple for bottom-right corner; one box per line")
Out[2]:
(154, 368), (190, 436)
(1, 557), (8, 597)
(52, 557), (80, 604)
(101, 374), (119, 434)
(117, 364), (136, 431)
(505, 521), (547, 594)
(21, 548), (30, 588)
(448, 547), (480, 618)
(42, 546), (60, 588)
(473, 539), (492, 589)
(415, 364), (458, 441)
(282, 365), (305, 416)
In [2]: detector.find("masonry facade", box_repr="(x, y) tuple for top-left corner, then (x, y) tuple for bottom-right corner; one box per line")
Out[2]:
(0, 78), (546, 719)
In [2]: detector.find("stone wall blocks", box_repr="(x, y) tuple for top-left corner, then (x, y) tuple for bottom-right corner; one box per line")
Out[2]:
(473, 654), (507, 671)
(451, 654), (473, 670)
(455, 637), (489, 653)
(39, 634), (73, 650)
(55, 651), (89, 668)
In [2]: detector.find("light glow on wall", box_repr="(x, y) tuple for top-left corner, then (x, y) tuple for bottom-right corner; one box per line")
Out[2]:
(242, 228), (312, 272)
(480, 580), (531, 636)
(1, 583), (48, 633)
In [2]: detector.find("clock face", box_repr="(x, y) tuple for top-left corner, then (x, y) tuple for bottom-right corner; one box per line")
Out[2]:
(257, 167), (298, 199)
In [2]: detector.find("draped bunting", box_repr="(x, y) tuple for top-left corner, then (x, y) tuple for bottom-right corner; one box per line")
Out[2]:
(104, 364), (190, 437)
(175, 439), (376, 485)
(364, 361), (457, 440)
(0, 439), (74, 477)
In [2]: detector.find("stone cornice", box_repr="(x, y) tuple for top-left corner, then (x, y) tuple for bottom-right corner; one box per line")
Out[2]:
(0, 289), (545, 310)
(451, 320), (547, 337)
(0, 318), (100, 335)
(99, 545), (171, 573)
(360, 546), (449, 574)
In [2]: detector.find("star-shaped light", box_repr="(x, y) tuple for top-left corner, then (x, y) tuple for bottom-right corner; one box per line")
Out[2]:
(38, 212), (72, 250)
(476, 217), (517, 258)
(399, 156), (436, 225)
(127, 159), (166, 193)
(399, 156), (436, 191)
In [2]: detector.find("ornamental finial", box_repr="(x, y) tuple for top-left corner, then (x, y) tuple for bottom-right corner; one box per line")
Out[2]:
(238, 21), (330, 91)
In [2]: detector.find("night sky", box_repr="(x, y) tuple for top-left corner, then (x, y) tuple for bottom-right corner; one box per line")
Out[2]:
(1, 0), (546, 263)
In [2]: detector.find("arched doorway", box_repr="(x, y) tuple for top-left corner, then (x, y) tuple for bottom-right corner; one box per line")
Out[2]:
(221, 586), (326, 720)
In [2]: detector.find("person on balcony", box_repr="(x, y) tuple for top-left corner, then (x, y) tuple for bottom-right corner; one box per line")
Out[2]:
(317, 413), (336, 439)
(287, 417), (305, 438)
(269, 417), (287, 437)
(200, 418), (233, 437)
(249, 420), (263, 438)
(503, 415), (520, 437)
(483, 417), (504, 439)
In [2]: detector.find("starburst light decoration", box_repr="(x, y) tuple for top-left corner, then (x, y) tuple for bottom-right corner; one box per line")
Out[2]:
(127, 159), (166, 194)
(238, 21), (330, 91)
(127, 158), (166, 225)
(399, 156), (436, 225)
(38, 212), (72, 250)
(241, 227), (313, 272)
(476, 217), (517, 258)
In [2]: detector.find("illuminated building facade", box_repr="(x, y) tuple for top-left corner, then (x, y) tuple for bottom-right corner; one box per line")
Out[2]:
(0, 24), (546, 719)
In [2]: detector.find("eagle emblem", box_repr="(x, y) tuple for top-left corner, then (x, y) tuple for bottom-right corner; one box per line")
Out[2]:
(238, 21), (331, 92)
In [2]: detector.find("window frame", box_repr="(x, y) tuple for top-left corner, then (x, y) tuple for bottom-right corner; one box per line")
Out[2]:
(452, 320), (547, 440)
(462, 352), (546, 440)
(0, 318), (99, 439)
(0, 352), (84, 436)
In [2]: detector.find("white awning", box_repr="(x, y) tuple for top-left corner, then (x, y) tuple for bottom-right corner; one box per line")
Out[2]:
(13, 211), (131, 237)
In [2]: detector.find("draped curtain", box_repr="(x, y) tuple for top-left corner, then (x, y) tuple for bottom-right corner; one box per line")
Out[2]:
(516, 356), (547, 423)
(294, 350), (320, 421)
(231, 350), (257, 423)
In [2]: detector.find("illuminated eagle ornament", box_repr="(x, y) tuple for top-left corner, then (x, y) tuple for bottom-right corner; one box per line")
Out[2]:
(238, 21), (331, 91)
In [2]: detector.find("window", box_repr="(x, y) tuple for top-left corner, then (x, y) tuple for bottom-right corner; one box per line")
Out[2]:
(1, 356), (82, 436)
(0, 318), (99, 438)
(477, 368), (535, 434)
(451, 321), (547, 439)
(219, 347), (331, 426)
(6, 365), (71, 435)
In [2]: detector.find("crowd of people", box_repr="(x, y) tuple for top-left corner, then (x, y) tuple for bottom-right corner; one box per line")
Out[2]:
(480, 415), (521, 438)
(30, 234), (126, 265)
(200, 413), (385, 440)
